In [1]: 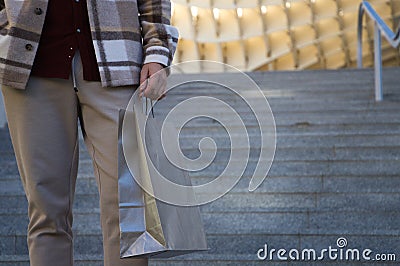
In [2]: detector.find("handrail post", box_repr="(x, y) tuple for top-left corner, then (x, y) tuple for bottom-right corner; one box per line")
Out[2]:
(357, 3), (364, 68)
(374, 23), (383, 101)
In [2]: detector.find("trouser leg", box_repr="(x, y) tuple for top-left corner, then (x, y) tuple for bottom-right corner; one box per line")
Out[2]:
(1, 77), (78, 266)
(73, 52), (148, 266)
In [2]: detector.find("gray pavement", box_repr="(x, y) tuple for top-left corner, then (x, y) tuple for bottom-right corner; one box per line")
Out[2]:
(0, 67), (399, 265)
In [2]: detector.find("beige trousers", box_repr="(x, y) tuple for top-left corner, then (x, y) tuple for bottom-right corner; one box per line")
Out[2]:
(1, 52), (148, 266)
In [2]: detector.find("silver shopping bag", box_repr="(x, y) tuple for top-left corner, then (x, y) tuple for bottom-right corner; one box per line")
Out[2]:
(117, 92), (208, 258)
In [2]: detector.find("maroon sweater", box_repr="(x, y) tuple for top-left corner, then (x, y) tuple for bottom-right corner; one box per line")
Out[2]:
(31, 0), (101, 81)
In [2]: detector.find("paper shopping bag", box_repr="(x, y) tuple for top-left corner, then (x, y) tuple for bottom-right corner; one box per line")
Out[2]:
(117, 92), (208, 258)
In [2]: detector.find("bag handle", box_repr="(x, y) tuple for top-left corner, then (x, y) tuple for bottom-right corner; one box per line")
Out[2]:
(136, 80), (155, 118)
(141, 96), (155, 118)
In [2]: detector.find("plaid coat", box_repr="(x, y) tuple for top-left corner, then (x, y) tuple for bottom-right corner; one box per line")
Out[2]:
(0, 0), (178, 89)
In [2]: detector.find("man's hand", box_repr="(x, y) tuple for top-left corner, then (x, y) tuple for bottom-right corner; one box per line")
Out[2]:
(139, 62), (167, 101)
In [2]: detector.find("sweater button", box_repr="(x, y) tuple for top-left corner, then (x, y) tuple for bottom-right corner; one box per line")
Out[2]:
(34, 8), (43, 15)
(25, 44), (33, 51)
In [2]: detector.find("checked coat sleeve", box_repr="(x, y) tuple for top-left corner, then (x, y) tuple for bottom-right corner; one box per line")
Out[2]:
(138, 0), (179, 67)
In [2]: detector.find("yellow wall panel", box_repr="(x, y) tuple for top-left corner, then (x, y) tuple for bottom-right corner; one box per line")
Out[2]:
(171, 0), (400, 72)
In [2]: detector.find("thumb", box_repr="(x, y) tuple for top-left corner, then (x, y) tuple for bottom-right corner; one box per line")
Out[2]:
(140, 65), (150, 86)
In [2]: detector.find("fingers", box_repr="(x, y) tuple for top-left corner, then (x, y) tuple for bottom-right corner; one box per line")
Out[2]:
(140, 63), (167, 101)
(139, 79), (148, 98)
(139, 65), (149, 98)
(147, 73), (165, 99)
(140, 64), (150, 85)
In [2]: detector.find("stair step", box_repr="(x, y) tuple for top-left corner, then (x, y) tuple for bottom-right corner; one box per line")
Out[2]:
(178, 134), (400, 148)
(0, 255), (103, 266)
(3, 222), (400, 257)
(1, 209), (400, 237)
(1, 68), (400, 264)
(1, 253), (398, 266)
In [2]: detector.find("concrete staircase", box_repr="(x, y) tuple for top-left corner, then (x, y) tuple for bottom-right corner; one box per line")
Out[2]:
(0, 67), (400, 265)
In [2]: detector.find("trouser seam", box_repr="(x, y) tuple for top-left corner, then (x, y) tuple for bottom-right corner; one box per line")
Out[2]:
(89, 141), (102, 199)
(66, 132), (78, 266)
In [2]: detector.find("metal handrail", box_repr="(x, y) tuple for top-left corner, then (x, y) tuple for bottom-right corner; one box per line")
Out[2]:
(357, 0), (400, 101)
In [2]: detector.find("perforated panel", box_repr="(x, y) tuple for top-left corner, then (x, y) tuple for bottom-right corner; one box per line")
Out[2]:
(171, 0), (400, 72)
